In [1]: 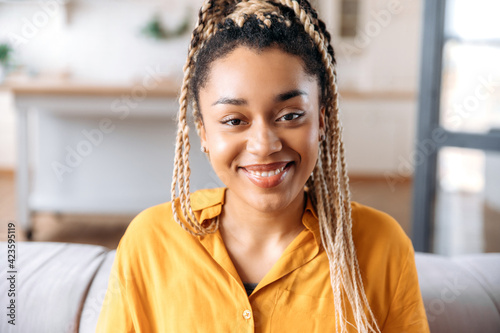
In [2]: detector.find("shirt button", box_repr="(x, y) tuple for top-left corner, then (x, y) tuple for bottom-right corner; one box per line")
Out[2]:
(242, 309), (252, 320)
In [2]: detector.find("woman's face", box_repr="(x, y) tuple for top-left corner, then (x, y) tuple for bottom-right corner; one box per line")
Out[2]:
(198, 46), (324, 213)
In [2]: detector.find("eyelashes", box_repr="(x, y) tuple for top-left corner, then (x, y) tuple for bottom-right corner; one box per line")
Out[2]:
(222, 118), (245, 126)
(220, 111), (305, 126)
(277, 112), (304, 122)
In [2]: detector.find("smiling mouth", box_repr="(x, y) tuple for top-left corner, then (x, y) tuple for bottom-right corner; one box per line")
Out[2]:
(246, 165), (286, 177)
(240, 162), (293, 188)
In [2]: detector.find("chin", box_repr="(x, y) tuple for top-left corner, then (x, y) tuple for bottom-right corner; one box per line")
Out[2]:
(245, 188), (298, 212)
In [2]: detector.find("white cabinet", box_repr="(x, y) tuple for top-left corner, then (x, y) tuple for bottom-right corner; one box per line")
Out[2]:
(12, 83), (221, 236)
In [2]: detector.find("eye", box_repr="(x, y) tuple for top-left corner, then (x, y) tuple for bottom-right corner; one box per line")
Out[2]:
(277, 112), (304, 122)
(221, 117), (245, 126)
(228, 119), (241, 126)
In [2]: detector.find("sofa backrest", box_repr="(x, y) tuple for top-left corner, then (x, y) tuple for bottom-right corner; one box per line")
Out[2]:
(415, 253), (500, 333)
(0, 242), (109, 333)
(1, 241), (499, 333)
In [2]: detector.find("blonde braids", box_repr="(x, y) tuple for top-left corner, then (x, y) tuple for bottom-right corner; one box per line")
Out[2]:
(273, 1), (380, 331)
(171, 0), (381, 331)
(172, 1), (226, 236)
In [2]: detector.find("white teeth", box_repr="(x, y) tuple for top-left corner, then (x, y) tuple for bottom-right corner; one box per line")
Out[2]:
(247, 166), (286, 177)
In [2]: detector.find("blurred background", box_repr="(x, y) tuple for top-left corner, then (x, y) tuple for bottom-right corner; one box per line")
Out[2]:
(0, 0), (498, 254)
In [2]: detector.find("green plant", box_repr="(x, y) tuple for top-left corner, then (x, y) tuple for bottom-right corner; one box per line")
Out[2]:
(0, 43), (13, 67)
(140, 14), (190, 40)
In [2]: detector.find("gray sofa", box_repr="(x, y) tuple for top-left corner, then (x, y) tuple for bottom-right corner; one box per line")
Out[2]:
(1, 241), (499, 332)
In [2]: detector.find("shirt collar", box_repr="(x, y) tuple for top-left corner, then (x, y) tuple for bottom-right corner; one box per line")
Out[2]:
(190, 187), (322, 247)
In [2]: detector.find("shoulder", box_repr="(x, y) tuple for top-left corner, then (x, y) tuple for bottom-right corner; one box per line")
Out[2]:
(112, 200), (177, 268)
(120, 200), (174, 245)
(350, 201), (412, 253)
(349, 202), (421, 324)
(351, 202), (413, 271)
(115, 188), (220, 253)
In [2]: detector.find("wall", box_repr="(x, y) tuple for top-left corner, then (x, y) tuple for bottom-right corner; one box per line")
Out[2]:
(320, 0), (422, 175)
(0, 0), (203, 82)
(0, 0), (423, 174)
(0, 0), (195, 169)
(316, 0), (421, 92)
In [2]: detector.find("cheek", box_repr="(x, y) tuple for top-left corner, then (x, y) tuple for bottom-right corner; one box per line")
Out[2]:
(285, 124), (320, 167)
(293, 130), (316, 147)
(302, 131), (320, 163)
(204, 129), (243, 182)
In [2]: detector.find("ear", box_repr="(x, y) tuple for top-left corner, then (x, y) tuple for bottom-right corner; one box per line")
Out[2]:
(199, 121), (208, 150)
(319, 106), (326, 136)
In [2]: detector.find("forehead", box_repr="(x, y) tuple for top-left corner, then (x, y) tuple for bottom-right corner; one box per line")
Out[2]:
(201, 46), (319, 101)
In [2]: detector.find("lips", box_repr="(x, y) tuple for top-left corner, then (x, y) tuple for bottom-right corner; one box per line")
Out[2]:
(240, 162), (293, 188)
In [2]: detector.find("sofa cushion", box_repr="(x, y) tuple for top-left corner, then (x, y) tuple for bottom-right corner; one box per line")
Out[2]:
(79, 250), (116, 333)
(415, 253), (500, 333)
(83, 251), (500, 333)
(0, 241), (108, 333)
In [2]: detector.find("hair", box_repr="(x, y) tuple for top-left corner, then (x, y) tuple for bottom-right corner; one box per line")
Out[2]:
(170, 1), (381, 332)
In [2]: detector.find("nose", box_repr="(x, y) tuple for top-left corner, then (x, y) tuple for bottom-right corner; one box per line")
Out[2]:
(246, 121), (282, 156)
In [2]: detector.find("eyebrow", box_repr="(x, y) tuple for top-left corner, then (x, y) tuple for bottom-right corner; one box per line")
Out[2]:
(212, 97), (246, 106)
(275, 89), (307, 102)
(211, 89), (307, 106)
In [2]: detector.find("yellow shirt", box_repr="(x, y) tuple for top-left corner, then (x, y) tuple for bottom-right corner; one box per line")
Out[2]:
(96, 187), (429, 332)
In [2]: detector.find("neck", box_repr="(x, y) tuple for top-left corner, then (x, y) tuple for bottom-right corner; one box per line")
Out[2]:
(220, 189), (306, 249)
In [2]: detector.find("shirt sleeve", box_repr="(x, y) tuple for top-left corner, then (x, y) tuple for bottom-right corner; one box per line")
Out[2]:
(95, 248), (135, 333)
(382, 241), (430, 332)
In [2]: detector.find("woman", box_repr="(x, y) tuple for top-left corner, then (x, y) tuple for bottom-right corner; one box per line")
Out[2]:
(97, 1), (429, 332)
